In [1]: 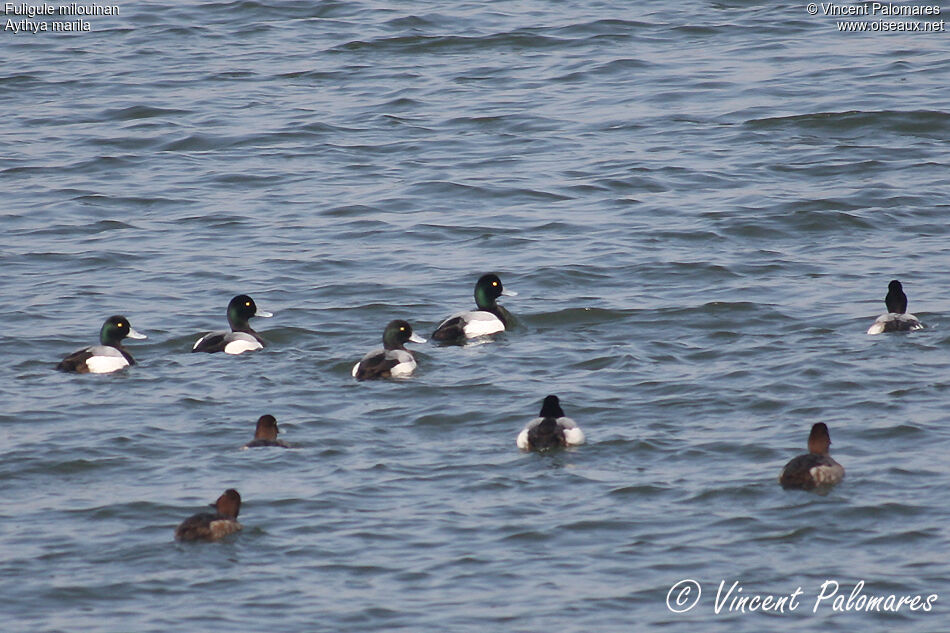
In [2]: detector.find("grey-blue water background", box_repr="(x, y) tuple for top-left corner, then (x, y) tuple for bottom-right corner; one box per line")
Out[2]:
(2, 2), (950, 631)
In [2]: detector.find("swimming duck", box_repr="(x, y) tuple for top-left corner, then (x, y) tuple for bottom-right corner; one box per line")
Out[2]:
(867, 280), (923, 334)
(778, 423), (844, 491)
(516, 395), (585, 450)
(431, 274), (516, 341)
(243, 414), (290, 449)
(352, 320), (426, 380)
(174, 489), (242, 542)
(193, 294), (273, 354)
(57, 315), (147, 373)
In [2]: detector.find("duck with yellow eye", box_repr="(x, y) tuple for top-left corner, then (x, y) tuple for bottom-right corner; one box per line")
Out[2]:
(193, 294), (273, 354)
(57, 315), (147, 373)
(352, 320), (426, 380)
(431, 273), (517, 342)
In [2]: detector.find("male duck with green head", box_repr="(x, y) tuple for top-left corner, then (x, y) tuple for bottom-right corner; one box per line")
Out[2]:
(57, 315), (147, 373)
(353, 320), (426, 380)
(193, 294), (273, 354)
(431, 273), (517, 342)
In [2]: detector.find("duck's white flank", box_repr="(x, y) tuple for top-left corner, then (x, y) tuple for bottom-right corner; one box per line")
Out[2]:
(223, 336), (263, 355)
(810, 460), (845, 487)
(458, 311), (505, 337)
(85, 349), (130, 374)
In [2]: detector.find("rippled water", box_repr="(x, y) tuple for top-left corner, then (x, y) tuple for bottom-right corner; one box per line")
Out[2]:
(3, 1), (950, 631)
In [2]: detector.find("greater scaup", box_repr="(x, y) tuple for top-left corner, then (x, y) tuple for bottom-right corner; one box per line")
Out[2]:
(193, 294), (273, 354)
(352, 320), (426, 380)
(867, 280), (923, 334)
(243, 414), (290, 448)
(516, 395), (585, 450)
(431, 274), (516, 342)
(174, 489), (242, 542)
(778, 423), (844, 491)
(56, 315), (147, 373)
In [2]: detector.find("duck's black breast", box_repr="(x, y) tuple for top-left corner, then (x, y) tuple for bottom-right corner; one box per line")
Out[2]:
(117, 346), (135, 365)
(493, 304), (513, 328)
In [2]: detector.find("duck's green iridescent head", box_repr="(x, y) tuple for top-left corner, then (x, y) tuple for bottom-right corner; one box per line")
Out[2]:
(226, 294), (273, 329)
(383, 319), (426, 350)
(474, 273), (516, 310)
(99, 315), (146, 346)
